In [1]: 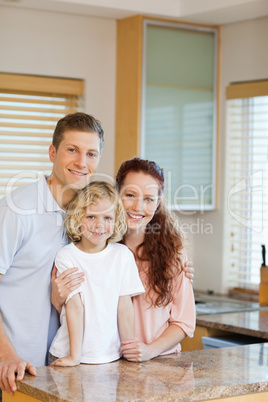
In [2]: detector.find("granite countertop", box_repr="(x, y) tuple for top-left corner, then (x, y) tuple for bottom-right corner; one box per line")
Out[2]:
(197, 310), (268, 339)
(16, 343), (268, 401)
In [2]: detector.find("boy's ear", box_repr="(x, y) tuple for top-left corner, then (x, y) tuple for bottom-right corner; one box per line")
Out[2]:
(48, 144), (56, 163)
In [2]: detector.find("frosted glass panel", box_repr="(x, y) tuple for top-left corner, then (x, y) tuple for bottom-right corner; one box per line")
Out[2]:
(142, 22), (217, 210)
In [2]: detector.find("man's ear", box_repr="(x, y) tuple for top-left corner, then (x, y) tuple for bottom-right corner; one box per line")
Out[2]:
(48, 144), (56, 163)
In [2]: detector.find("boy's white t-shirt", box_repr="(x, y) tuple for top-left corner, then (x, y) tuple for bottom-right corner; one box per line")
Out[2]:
(49, 242), (144, 364)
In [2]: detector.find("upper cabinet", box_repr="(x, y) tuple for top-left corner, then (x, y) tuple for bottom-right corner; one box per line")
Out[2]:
(115, 16), (220, 210)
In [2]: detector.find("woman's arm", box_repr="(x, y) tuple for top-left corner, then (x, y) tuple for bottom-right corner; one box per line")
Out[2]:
(122, 259), (195, 362)
(117, 295), (135, 342)
(121, 325), (185, 362)
(50, 294), (84, 366)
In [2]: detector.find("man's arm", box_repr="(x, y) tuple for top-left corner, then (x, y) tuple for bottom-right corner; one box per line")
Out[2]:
(0, 274), (36, 396)
(183, 260), (194, 282)
(117, 295), (135, 342)
(50, 293), (84, 367)
(51, 266), (85, 314)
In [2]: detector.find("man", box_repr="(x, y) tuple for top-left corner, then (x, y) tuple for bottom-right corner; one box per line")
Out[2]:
(0, 113), (104, 396)
(0, 112), (194, 398)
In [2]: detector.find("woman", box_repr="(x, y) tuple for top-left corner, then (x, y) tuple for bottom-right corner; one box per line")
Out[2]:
(115, 158), (195, 361)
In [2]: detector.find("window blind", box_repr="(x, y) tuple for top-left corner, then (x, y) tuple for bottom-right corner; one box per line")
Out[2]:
(0, 73), (83, 198)
(225, 81), (268, 289)
(141, 21), (218, 211)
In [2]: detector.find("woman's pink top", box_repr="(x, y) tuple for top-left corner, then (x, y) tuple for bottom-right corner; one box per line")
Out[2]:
(132, 252), (196, 354)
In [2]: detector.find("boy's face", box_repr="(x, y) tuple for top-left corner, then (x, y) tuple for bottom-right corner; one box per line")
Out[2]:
(49, 130), (101, 191)
(80, 199), (116, 252)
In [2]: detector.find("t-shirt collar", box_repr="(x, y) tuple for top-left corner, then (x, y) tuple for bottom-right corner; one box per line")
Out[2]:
(38, 176), (64, 213)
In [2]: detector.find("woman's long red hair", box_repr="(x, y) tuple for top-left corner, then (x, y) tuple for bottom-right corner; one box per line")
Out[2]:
(115, 157), (184, 307)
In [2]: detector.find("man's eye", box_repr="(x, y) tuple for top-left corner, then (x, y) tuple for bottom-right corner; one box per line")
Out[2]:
(88, 152), (96, 158)
(68, 148), (76, 152)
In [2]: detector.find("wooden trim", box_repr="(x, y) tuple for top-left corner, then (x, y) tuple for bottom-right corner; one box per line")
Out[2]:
(0, 73), (84, 96)
(226, 80), (268, 100)
(180, 325), (226, 351)
(142, 15), (219, 30)
(3, 391), (40, 402)
(115, 14), (220, 190)
(115, 15), (143, 172)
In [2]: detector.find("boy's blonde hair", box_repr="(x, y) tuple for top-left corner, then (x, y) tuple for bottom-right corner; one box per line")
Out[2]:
(65, 181), (127, 243)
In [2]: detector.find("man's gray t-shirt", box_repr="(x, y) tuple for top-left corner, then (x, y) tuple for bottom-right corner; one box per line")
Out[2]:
(0, 177), (67, 366)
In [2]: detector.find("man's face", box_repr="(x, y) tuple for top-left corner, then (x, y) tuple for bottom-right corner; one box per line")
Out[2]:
(49, 130), (101, 191)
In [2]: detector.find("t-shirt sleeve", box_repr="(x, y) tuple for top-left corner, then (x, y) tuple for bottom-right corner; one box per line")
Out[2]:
(169, 253), (196, 338)
(119, 249), (145, 297)
(55, 248), (83, 304)
(0, 207), (24, 275)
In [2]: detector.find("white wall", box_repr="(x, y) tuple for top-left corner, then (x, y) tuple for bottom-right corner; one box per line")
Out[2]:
(0, 5), (116, 178)
(191, 16), (268, 293)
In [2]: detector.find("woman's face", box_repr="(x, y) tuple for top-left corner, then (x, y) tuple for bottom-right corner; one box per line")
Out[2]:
(120, 171), (160, 232)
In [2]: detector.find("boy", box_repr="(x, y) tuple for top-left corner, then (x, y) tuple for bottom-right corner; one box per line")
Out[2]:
(0, 113), (104, 396)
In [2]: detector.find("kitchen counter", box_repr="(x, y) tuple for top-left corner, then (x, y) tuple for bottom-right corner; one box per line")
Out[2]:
(3, 343), (268, 402)
(180, 308), (268, 352)
(197, 310), (268, 339)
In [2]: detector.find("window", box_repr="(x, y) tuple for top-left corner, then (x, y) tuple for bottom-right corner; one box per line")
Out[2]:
(0, 73), (83, 198)
(225, 80), (268, 291)
(141, 20), (219, 210)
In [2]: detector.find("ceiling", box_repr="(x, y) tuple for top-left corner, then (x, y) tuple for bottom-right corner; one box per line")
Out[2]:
(1, 0), (268, 24)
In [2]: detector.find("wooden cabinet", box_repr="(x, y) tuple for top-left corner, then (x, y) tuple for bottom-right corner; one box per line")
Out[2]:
(180, 325), (228, 351)
(115, 15), (220, 210)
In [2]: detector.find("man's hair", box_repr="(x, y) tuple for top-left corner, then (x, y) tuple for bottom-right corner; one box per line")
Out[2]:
(52, 112), (104, 153)
(65, 181), (127, 243)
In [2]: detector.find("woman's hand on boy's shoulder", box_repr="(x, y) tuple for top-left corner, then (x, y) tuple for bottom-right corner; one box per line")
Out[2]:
(183, 261), (194, 282)
(51, 266), (85, 314)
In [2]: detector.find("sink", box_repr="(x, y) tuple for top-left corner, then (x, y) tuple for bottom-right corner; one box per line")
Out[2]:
(194, 292), (266, 315)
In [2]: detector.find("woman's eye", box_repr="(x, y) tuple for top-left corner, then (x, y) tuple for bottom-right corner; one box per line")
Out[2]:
(87, 216), (95, 219)
(88, 152), (96, 158)
(145, 198), (154, 203)
(126, 193), (135, 198)
(104, 217), (112, 221)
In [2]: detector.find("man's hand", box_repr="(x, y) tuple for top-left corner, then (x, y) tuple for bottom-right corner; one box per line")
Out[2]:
(51, 266), (85, 314)
(0, 357), (36, 395)
(121, 340), (153, 362)
(183, 261), (194, 282)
